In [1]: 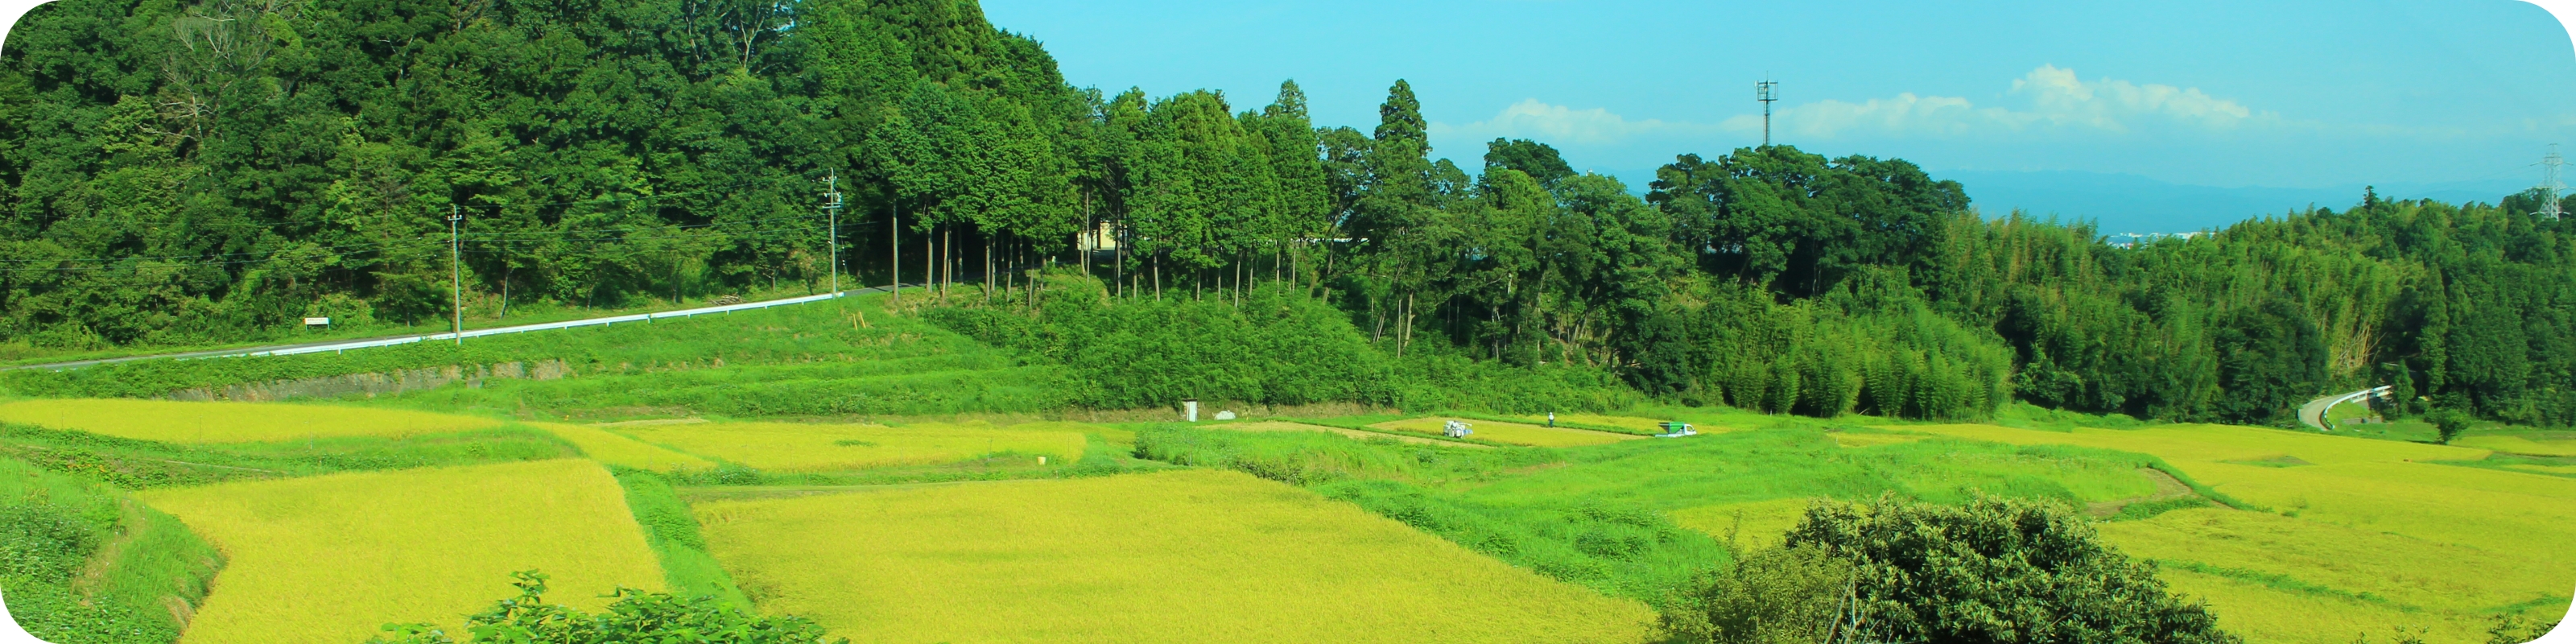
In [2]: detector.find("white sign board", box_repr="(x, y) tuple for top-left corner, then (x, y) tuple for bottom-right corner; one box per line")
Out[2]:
(303, 317), (331, 326)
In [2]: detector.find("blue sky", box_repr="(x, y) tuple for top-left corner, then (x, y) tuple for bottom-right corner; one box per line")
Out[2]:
(983, 0), (2576, 229)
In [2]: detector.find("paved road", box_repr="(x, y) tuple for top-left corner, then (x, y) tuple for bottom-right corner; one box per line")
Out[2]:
(2297, 386), (2392, 431)
(6, 284), (908, 372)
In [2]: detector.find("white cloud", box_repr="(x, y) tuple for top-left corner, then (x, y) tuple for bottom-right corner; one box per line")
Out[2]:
(1430, 98), (1707, 146)
(1729, 65), (2279, 139)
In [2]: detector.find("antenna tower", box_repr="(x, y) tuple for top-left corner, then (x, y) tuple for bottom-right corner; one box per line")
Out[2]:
(1756, 79), (1779, 147)
(2538, 144), (2566, 221)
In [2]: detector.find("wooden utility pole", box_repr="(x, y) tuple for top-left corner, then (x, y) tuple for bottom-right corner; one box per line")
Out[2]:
(448, 204), (463, 345)
(890, 201), (901, 304)
(823, 169), (844, 295)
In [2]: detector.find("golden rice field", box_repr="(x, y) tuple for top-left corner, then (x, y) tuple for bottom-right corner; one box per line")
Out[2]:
(0, 398), (503, 443)
(1897, 423), (2487, 467)
(1218, 420), (1491, 448)
(691, 469), (1658, 644)
(617, 420), (1090, 471)
(138, 460), (665, 644)
(528, 422), (718, 471)
(2099, 507), (2565, 644)
(1369, 417), (1640, 447)
(1897, 423), (2576, 642)
(2452, 434), (2576, 456)
(1669, 497), (1814, 552)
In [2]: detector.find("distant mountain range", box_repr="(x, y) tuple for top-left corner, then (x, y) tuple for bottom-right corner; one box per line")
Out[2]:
(1937, 170), (2539, 234)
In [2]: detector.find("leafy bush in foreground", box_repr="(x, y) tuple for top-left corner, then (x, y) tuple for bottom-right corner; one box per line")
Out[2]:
(1667, 495), (2237, 644)
(368, 570), (845, 644)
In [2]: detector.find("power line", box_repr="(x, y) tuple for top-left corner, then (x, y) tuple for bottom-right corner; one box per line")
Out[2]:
(0, 240), (449, 273)
(445, 169), (832, 211)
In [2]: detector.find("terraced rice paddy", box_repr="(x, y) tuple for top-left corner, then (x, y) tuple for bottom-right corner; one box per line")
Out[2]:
(138, 460), (665, 644)
(616, 420), (1091, 471)
(1216, 420), (1490, 448)
(528, 422), (718, 471)
(691, 469), (1657, 644)
(1369, 417), (1639, 447)
(0, 398), (503, 443)
(1827, 431), (1925, 448)
(1897, 423), (2488, 466)
(2452, 434), (2576, 456)
(1668, 497), (1814, 551)
(2100, 507), (2569, 643)
(2502, 462), (2576, 476)
(1897, 422), (2576, 642)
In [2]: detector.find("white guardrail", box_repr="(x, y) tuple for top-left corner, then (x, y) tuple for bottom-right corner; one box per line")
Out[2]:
(242, 291), (848, 358)
(2325, 386), (2396, 411)
(2301, 385), (2396, 431)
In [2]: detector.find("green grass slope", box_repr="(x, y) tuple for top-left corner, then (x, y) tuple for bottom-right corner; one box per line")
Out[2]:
(0, 456), (222, 644)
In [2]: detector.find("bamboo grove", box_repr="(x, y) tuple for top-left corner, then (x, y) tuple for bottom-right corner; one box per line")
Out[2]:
(2, 0), (2570, 425)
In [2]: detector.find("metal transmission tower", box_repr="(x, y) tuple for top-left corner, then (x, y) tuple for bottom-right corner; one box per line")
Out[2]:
(447, 205), (464, 345)
(822, 169), (845, 294)
(1756, 79), (1779, 147)
(2538, 144), (2567, 221)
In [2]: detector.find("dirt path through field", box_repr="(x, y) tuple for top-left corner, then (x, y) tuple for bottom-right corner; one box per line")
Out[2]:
(1219, 421), (1493, 448)
(2085, 468), (2198, 518)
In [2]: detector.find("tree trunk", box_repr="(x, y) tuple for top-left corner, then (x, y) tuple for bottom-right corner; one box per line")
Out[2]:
(1397, 292), (1414, 357)
(1080, 191), (1092, 281)
(498, 264), (512, 320)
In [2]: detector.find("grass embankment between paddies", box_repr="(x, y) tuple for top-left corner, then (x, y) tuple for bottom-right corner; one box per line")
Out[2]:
(0, 423), (574, 490)
(1894, 422), (2574, 643)
(0, 398), (503, 443)
(526, 422), (717, 471)
(691, 469), (1657, 644)
(609, 468), (751, 608)
(138, 460), (666, 644)
(0, 456), (221, 644)
(1212, 419), (1492, 448)
(1129, 422), (2174, 607)
(614, 420), (1089, 472)
(2451, 432), (2576, 456)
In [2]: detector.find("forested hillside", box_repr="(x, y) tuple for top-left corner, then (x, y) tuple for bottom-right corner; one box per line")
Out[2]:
(3, 0), (2570, 427)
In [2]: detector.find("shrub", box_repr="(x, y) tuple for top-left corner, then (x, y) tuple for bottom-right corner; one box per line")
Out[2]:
(2486, 612), (2563, 644)
(1662, 544), (1860, 644)
(368, 570), (846, 644)
(1779, 494), (2238, 644)
(2429, 409), (2475, 444)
